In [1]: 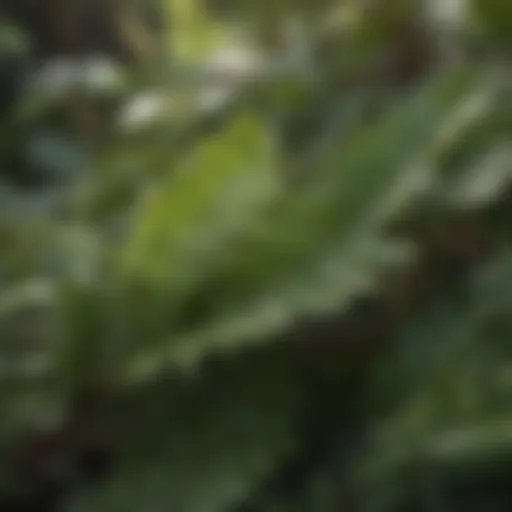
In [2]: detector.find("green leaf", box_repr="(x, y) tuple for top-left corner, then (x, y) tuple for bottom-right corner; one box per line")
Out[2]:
(65, 352), (301, 512)
(121, 69), (480, 379)
(120, 113), (280, 295)
(352, 249), (512, 507)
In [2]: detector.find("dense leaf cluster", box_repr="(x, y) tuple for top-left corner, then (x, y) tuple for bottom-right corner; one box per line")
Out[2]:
(0, 1), (510, 511)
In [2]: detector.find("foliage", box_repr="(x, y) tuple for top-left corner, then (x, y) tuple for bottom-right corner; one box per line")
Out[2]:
(0, 0), (511, 511)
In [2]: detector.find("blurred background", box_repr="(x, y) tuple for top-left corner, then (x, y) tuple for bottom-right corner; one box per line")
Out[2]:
(0, 0), (510, 510)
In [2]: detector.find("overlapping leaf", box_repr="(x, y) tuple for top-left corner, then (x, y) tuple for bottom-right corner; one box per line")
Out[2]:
(351, 248), (512, 510)
(117, 69), (485, 379)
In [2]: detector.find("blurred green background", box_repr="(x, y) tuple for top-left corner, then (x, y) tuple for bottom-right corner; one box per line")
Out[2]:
(0, 0), (511, 510)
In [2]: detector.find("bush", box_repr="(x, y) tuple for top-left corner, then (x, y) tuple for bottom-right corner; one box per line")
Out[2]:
(0, 1), (511, 510)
